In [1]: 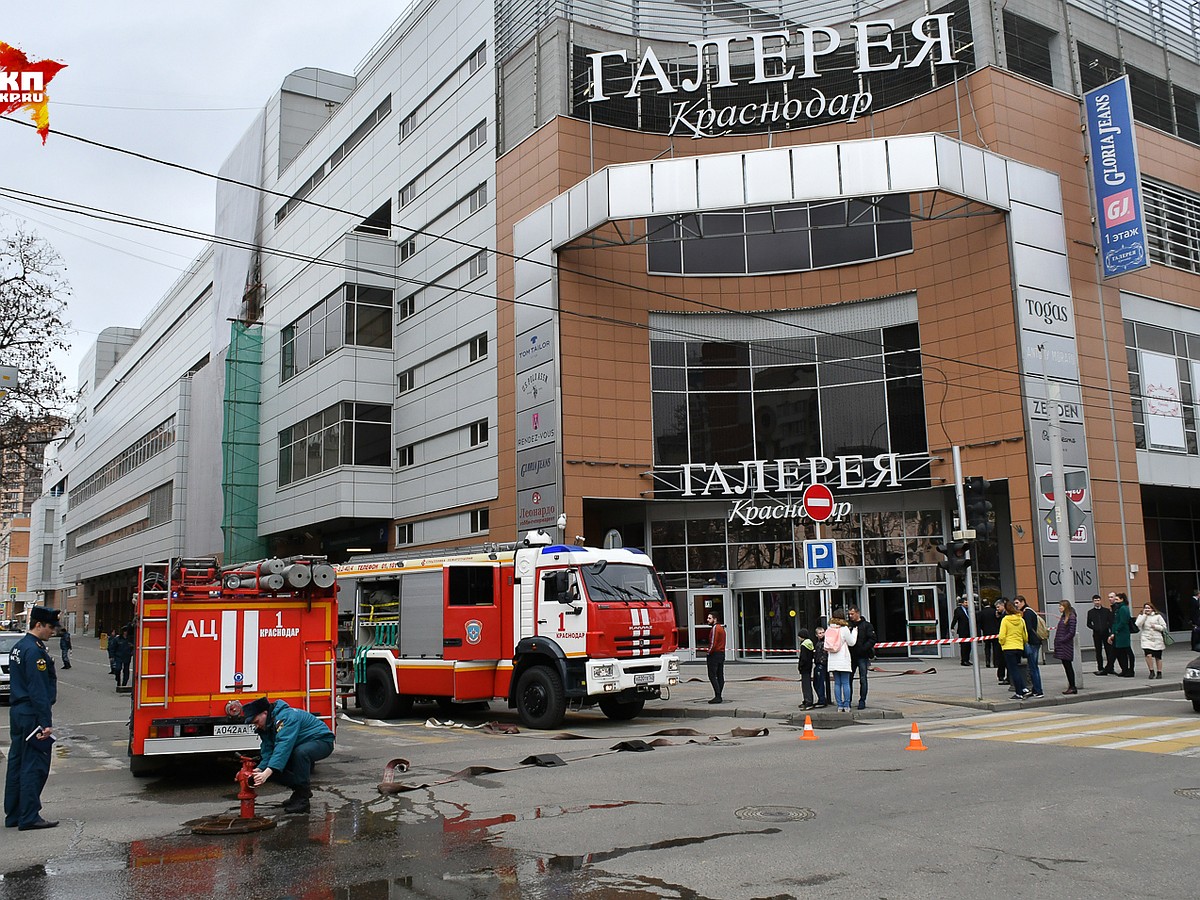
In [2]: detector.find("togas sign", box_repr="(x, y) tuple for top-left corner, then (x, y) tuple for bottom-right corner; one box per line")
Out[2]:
(584, 15), (959, 138)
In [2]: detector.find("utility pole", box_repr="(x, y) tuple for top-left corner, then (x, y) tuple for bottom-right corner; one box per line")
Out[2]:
(951, 445), (983, 701)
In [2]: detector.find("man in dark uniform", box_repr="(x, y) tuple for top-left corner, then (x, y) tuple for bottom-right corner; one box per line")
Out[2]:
(4, 606), (60, 831)
(951, 597), (973, 665)
(238, 696), (334, 813)
(978, 599), (999, 667)
(1087, 593), (1114, 675)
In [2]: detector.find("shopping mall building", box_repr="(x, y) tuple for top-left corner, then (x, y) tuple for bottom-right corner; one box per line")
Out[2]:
(30, 0), (1200, 659)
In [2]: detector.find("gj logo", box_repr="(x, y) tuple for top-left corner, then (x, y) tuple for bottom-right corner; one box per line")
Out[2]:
(1103, 189), (1136, 228)
(0, 41), (67, 144)
(465, 619), (483, 645)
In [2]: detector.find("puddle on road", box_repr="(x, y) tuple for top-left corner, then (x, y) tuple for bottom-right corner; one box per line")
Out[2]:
(0, 799), (748, 900)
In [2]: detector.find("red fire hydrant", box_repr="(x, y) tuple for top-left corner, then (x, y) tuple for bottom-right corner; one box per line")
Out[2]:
(234, 754), (258, 819)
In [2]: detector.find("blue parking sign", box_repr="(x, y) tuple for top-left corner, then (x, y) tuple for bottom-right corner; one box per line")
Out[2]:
(804, 540), (836, 570)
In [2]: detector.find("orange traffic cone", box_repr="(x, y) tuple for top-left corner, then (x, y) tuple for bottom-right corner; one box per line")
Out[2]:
(799, 715), (819, 741)
(905, 722), (927, 751)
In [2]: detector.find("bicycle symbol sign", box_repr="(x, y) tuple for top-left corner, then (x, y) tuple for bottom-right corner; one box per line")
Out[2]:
(806, 570), (838, 589)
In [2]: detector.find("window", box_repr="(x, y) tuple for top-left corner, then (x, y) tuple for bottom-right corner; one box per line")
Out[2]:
(277, 402), (392, 487)
(281, 284), (393, 381)
(469, 182), (488, 214)
(399, 180), (417, 208)
(1003, 12), (1055, 88)
(448, 563), (493, 604)
(1143, 178), (1200, 276)
(469, 251), (488, 278)
(649, 319), (926, 473)
(69, 417), (177, 509)
(648, 197), (911, 277)
(396, 523), (414, 545)
(398, 110), (418, 142)
(276, 95), (392, 225)
(397, 368), (416, 394)
(398, 293), (417, 321)
(397, 444), (414, 468)
(467, 43), (486, 75)
(400, 239), (416, 262)
(469, 419), (488, 447)
(468, 120), (486, 152)
(469, 334), (488, 362)
(469, 508), (489, 534)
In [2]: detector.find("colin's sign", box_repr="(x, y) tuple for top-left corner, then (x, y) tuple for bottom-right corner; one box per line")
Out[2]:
(584, 15), (959, 138)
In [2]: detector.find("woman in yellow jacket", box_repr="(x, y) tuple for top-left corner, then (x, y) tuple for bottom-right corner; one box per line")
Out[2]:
(998, 599), (1030, 699)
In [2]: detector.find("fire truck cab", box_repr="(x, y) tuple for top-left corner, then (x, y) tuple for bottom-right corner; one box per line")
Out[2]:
(338, 530), (680, 729)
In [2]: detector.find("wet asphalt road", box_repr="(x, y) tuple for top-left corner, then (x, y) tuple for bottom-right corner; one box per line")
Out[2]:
(4, 641), (1200, 898)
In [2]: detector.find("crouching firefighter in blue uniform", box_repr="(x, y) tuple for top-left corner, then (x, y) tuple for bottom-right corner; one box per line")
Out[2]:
(4, 606), (60, 831)
(239, 696), (334, 813)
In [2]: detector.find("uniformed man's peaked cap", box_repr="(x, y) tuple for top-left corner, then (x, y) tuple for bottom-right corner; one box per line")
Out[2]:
(241, 696), (271, 722)
(30, 606), (60, 627)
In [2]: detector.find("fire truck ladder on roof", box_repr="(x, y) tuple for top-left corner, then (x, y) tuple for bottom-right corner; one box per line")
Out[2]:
(135, 561), (173, 709)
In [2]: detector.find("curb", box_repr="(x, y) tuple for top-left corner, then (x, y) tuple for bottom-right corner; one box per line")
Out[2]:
(911, 678), (1183, 711)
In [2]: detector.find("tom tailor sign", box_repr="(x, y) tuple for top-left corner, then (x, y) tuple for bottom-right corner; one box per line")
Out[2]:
(584, 15), (959, 138)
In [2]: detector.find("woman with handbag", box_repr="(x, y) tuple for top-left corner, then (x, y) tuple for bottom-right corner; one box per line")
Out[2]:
(1135, 600), (1169, 679)
(1053, 600), (1078, 695)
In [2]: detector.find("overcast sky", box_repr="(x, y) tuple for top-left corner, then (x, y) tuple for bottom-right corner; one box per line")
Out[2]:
(2, 2), (412, 391)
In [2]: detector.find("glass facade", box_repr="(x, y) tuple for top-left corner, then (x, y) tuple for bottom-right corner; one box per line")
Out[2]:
(650, 322), (926, 467)
(281, 284), (394, 382)
(647, 196), (913, 276)
(278, 401), (391, 487)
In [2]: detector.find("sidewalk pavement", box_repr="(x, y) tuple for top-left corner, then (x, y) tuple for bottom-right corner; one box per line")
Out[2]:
(650, 643), (1198, 728)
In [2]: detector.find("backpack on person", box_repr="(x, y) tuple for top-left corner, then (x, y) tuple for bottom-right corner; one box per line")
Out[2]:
(823, 626), (843, 654)
(1035, 614), (1049, 642)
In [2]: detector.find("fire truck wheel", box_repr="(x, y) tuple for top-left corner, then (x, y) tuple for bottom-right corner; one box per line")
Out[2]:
(515, 666), (566, 730)
(359, 665), (402, 719)
(598, 696), (645, 721)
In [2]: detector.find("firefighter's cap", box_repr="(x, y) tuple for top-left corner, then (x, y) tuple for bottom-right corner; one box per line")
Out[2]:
(241, 697), (271, 722)
(30, 606), (61, 628)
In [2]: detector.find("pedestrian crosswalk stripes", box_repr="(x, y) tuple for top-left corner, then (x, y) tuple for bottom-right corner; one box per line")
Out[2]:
(926, 711), (1200, 756)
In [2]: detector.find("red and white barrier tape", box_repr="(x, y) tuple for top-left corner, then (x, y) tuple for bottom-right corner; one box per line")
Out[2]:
(732, 634), (1001, 654)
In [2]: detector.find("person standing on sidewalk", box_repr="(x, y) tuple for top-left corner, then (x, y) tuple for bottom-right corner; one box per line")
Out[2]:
(1087, 594), (1114, 676)
(824, 612), (857, 712)
(1108, 592), (1135, 677)
(797, 628), (816, 710)
(1135, 601), (1168, 680)
(994, 598), (1010, 686)
(813, 626), (829, 708)
(846, 606), (874, 710)
(58, 628), (72, 670)
(1015, 595), (1045, 698)
(4, 606), (60, 831)
(705, 612), (726, 704)
(999, 600), (1028, 699)
(1054, 600), (1078, 694)
(951, 597), (972, 666)
(978, 600), (999, 668)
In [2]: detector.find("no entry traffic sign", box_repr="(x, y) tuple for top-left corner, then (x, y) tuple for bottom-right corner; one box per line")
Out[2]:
(802, 483), (835, 522)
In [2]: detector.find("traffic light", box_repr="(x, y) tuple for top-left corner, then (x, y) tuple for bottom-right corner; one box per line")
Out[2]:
(963, 476), (993, 540)
(935, 539), (972, 576)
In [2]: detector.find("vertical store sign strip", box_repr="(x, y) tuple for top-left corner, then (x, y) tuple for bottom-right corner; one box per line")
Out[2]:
(1084, 76), (1150, 279)
(1008, 155), (1098, 604)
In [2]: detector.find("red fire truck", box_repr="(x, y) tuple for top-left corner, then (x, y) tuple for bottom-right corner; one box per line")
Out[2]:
(336, 530), (680, 729)
(128, 556), (338, 776)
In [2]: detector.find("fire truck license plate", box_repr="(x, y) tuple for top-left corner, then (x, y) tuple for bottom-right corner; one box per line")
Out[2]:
(214, 724), (257, 736)
(634, 673), (653, 684)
